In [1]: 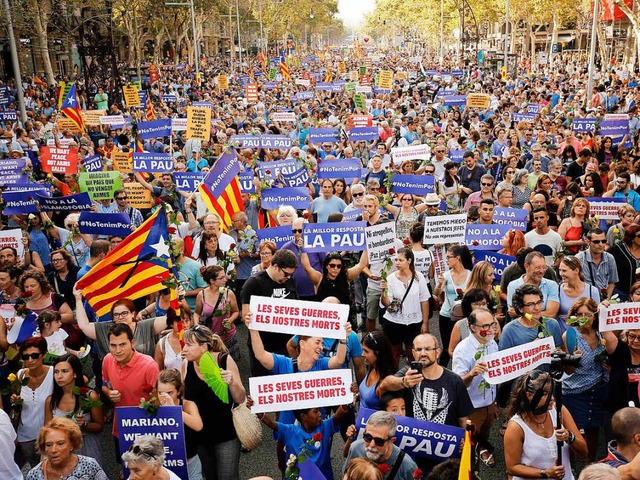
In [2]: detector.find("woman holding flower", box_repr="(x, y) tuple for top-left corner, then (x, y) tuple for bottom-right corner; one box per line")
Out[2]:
(557, 256), (600, 332)
(562, 298), (614, 463)
(194, 266), (240, 361)
(44, 354), (104, 467)
(154, 308), (190, 371)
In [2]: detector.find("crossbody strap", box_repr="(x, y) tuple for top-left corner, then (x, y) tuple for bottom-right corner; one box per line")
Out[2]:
(399, 276), (415, 307)
(387, 450), (406, 480)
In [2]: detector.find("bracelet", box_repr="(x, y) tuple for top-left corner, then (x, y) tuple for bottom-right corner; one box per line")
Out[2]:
(567, 431), (575, 444)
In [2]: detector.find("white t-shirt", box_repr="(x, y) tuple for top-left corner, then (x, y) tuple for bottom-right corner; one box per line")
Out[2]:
(413, 249), (434, 279)
(0, 410), (22, 480)
(45, 329), (68, 355)
(381, 271), (431, 326)
(524, 229), (563, 266)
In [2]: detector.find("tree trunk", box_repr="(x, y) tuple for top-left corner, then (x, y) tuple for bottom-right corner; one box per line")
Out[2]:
(31, 0), (55, 84)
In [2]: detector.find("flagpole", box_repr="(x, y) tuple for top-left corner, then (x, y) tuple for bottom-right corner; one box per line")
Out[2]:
(3, 0), (27, 123)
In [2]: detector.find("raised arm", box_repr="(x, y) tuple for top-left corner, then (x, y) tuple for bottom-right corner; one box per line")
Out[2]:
(346, 249), (369, 281)
(73, 286), (97, 340)
(300, 251), (323, 286)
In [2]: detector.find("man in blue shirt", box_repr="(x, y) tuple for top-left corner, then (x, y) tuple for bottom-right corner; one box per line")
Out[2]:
(603, 172), (640, 212)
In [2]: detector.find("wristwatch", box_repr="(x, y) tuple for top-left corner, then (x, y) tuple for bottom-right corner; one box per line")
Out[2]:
(540, 469), (548, 478)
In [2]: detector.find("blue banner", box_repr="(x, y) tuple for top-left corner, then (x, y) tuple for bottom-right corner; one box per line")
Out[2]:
(448, 149), (468, 163)
(174, 172), (204, 192)
(527, 103), (540, 114)
(513, 113), (536, 122)
(494, 207), (528, 231)
(0, 87), (10, 106)
(599, 119), (629, 137)
(308, 128), (340, 143)
(464, 224), (511, 250)
(355, 408), (464, 461)
(261, 187), (309, 210)
(256, 226), (295, 249)
(201, 152), (241, 197)
(342, 209), (364, 221)
(0, 110), (18, 122)
(281, 168), (311, 187)
(262, 82), (276, 90)
(238, 171), (255, 194)
(315, 82), (333, 91)
(349, 126), (379, 141)
(82, 155), (103, 172)
(442, 95), (467, 107)
(132, 153), (174, 172)
(137, 119), (172, 140)
(36, 192), (93, 211)
(391, 174), (435, 195)
(137, 90), (148, 106)
(79, 212), (131, 237)
(0, 157), (27, 184)
(302, 221), (367, 253)
(571, 118), (597, 132)
(451, 70), (464, 77)
(162, 94), (178, 104)
(256, 158), (298, 179)
(331, 83), (345, 93)
(473, 250), (516, 281)
(3, 189), (50, 214)
(293, 91), (315, 102)
(117, 406), (188, 480)
(317, 159), (362, 179)
(192, 101), (212, 109)
(231, 134), (292, 149)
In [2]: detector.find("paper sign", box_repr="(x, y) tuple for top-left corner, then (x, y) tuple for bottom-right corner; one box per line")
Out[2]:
(174, 172), (204, 192)
(217, 74), (229, 90)
(100, 115), (125, 126)
(57, 117), (81, 133)
(255, 225), (294, 248)
(599, 302), (640, 331)
(82, 155), (103, 172)
(317, 159), (362, 179)
(171, 118), (187, 132)
(588, 197), (625, 220)
(124, 182), (153, 209)
(423, 214), (467, 245)
(378, 70), (394, 89)
(473, 251), (515, 282)
(365, 222), (397, 262)
(78, 171), (122, 201)
(391, 144), (430, 161)
(249, 369), (353, 414)
(481, 337), (554, 384)
(40, 147), (79, 174)
(0, 229), (24, 260)
(347, 115), (372, 128)
(571, 118), (597, 133)
(391, 175), (435, 195)
(132, 153), (174, 173)
(122, 85), (141, 107)
(249, 296), (348, 339)
(81, 110), (106, 126)
(113, 151), (133, 174)
(186, 106), (211, 141)
(302, 222), (367, 253)
(245, 83), (259, 103)
(79, 212), (131, 237)
(137, 119), (172, 140)
(36, 192), (93, 211)
(349, 127), (379, 141)
(464, 224), (511, 250)
(466, 93), (490, 109)
(494, 207), (528, 231)
(271, 112), (297, 122)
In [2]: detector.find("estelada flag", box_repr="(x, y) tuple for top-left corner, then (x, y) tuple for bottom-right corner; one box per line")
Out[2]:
(198, 151), (244, 233)
(76, 204), (177, 316)
(145, 94), (157, 120)
(60, 83), (85, 133)
(280, 61), (291, 82)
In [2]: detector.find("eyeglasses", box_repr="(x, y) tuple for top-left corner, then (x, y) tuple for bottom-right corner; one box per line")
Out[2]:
(506, 171), (515, 174)
(425, 170), (435, 174)
(368, 187), (379, 192)
(352, 192), (364, 197)
(22, 353), (42, 360)
(366, 332), (378, 347)
(260, 251), (273, 256)
(363, 432), (391, 447)
(446, 255), (456, 259)
(474, 321), (498, 329)
(414, 346), (440, 352)
(522, 300), (544, 308)
(112, 311), (131, 318)
(292, 229), (303, 234)
(51, 258), (65, 263)
(327, 263), (342, 269)
(402, 198), (412, 201)
(628, 333), (640, 343)
(280, 267), (294, 278)
(116, 196), (128, 201)
(590, 239), (606, 244)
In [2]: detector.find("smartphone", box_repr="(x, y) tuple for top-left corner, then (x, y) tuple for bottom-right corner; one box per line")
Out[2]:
(410, 361), (423, 373)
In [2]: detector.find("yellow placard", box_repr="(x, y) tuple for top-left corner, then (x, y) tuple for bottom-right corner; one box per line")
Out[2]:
(338, 61), (346, 74)
(349, 70), (358, 81)
(113, 151), (133, 174)
(218, 75), (229, 90)
(122, 85), (141, 107)
(378, 70), (394, 90)
(186, 106), (211, 141)
(124, 182), (153, 209)
(81, 110), (106, 126)
(467, 93), (491, 110)
(396, 71), (408, 80)
(57, 117), (81, 133)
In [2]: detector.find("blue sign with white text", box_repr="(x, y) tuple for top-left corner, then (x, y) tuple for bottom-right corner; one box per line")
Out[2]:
(302, 221), (367, 253)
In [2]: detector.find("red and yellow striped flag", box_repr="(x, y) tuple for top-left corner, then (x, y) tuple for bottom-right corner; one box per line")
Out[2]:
(60, 83), (85, 133)
(145, 94), (156, 120)
(280, 61), (291, 82)
(198, 151), (244, 233)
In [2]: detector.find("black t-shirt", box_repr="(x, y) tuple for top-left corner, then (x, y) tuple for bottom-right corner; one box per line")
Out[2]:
(395, 367), (474, 426)
(566, 160), (586, 180)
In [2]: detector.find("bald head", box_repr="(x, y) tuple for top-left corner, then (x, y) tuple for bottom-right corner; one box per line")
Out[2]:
(611, 407), (640, 446)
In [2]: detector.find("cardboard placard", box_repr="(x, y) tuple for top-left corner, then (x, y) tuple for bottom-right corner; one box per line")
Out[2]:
(81, 110), (106, 126)
(124, 182), (153, 209)
(41, 147), (79, 174)
(217, 74), (229, 90)
(78, 171), (122, 201)
(466, 93), (490, 109)
(122, 85), (141, 107)
(113, 151), (133, 174)
(599, 302), (640, 331)
(482, 337), (554, 384)
(186, 106), (211, 141)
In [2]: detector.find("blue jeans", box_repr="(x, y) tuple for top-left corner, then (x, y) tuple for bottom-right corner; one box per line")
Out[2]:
(187, 454), (203, 480)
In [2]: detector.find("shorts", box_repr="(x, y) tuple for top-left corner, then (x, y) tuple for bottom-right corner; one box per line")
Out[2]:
(382, 320), (422, 348)
(366, 288), (382, 320)
(563, 381), (608, 430)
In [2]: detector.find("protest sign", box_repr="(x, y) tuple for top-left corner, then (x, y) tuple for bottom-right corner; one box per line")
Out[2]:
(391, 174), (435, 195)
(481, 337), (554, 384)
(308, 128), (340, 143)
(186, 106), (212, 141)
(238, 172), (256, 194)
(232, 134), (292, 150)
(82, 155), (103, 172)
(378, 70), (394, 89)
(171, 118), (187, 131)
(0, 111), (18, 122)
(217, 74), (229, 90)
(342, 209), (364, 221)
(466, 93), (490, 109)
(317, 159), (362, 179)
(571, 118), (597, 132)
(513, 113), (536, 123)
(137, 119), (172, 140)
(0, 86), (10, 106)
(293, 91), (314, 103)
(3, 189), (48, 215)
(295, 78), (311, 87)
(117, 406), (188, 480)
(391, 144), (430, 161)
(148, 64), (160, 83)
(36, 192), (93, 211)
(124, 182), (153, 209)
(255, 226), (294, 248)
(365, 222), (397, 262)
(432, 246), (449, 277)
(353, 94), (366, 110)
(349, 126), (379, 141)
(447, 150), (467, 163)
(249, 369), (353, 414)
(587, 197), (625, 220)
(0, 229), (24, 260)
(132, 153), (174, 173)
(0, 157), (27, 184)
(494, 207), (528, 231)
(40, 147), (79, 174)
(599, 302), (640, 331)
(122, 85), (140, 107)
(249, 296), (348, 339)
(464, 224), (511, 250)
(303, 222), (367, 253)
(346, 115), (373, 128)
(599, 119), (629, 136)
(245, 83), (259, 102)
(174, 172), (204, 192)
(261, 187), (309, 210)
(100, 115), (125, 126)
(280, 168), (311, 188)
(423, 214), (467, 245)
(79, 171), (122, 201)
(442, 95), (467, 107)
(79, 212), (132, 238)
(473, 251), (515, 281)
(527, 103), (540, 114)
(355, 408), (463, 461)
(81, 110), (106, 126)
(256, 159), (298, 180)
(271, 112), (296, 122)
(113, 151), (133, 174)
(162, 94), (178, 104)
(315, 82), (333, 91)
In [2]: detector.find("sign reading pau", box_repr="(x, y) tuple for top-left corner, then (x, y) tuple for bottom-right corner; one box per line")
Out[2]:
(302, 222), (367, 253)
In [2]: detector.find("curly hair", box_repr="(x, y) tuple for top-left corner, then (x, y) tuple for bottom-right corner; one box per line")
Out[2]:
(38, 417), (82, 454)
(19, 270), (52, 295)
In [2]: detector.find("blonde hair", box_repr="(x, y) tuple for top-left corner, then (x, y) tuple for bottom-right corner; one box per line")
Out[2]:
(465, 261), (494, 293)
(182, 325), (227, 353)
(570, 198), (590, 218)
(38, 417), (82, 454)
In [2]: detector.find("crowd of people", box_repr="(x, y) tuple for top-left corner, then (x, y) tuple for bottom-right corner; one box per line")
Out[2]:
(2, 46), (640, 480)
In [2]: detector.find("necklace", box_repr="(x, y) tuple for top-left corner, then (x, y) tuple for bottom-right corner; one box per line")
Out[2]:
(45, 456), (76, 479)
(529, 411), (548, 429)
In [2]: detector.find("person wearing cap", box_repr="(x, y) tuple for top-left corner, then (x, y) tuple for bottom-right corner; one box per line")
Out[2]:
(604, 87), (620, 112)
(417, 193), (446, 221)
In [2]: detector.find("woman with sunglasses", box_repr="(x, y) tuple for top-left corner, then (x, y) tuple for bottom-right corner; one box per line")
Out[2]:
(504, 370), (586, 480)
(382, 194), (429, 241)
(497, 163), (516, 191)
(13, 337), (54, 469)
(359, 330), (396, 411)
(251, 241), (277, 275)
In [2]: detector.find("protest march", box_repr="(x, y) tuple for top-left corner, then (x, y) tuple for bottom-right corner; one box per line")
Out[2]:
(5, 25), (640, 480)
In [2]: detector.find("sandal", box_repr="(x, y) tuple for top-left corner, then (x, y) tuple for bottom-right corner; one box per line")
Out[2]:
(479, 449), (495, 467)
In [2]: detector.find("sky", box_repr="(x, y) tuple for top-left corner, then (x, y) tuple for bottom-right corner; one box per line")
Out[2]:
(337, 0), (376, 28)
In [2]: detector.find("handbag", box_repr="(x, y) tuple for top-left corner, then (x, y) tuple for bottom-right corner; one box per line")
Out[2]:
(386, 276), (415, 314)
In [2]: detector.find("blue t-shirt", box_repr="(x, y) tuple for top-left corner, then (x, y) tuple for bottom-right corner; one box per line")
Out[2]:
(275, 417), (340, 480)
(499, 317), (563, 353)
(290, 333), (362, 369)
(177, 258), (208, 311)
(311, 196), (346, 223)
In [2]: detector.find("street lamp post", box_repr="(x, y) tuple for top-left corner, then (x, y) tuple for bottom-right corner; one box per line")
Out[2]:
(3, 0), (27, 122)
(236, 0), (242, 65)
(586, 0), (599, 104)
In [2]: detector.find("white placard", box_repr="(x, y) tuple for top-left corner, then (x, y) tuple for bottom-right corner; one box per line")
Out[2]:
(46, 138), (74, 147)
(391, 144), (431, 161)
(249, 369), (354, 414)
(599, 302), (640, 331)
(295, 79), (310, 86)
(271, 112), (297, 123)
(481, 337), (554, 384)
(423, 214), (467, 245)
(365, 222), (397, 262)
(171, 117), (188, 131)
(100, 115), (125, 126)
(0, 228), (25, 260)
(588, 200), (625, 220)
(249, 296), (348, 339)
(355, 86), (372, 94)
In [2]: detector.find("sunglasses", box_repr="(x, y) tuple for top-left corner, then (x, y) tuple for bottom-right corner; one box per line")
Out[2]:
(327, 263), (342, 269)
(425, 170), (435, 174)
(22, 353), (42, 360)
(352, 192), (364, 197)
(280, 268), (294, 278)
(363, 432), (390, 447)
(116, 196), (128, 201)
(127, 444), (157, 459)
(292, 229), (303, 234)
(590, 239), (606, 244)
(481, 183), (494, 187)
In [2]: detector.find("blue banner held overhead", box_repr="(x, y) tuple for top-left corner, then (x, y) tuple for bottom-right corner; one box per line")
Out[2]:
(3, 189), (50, 215)
(0, 110), (18, 122)
(78, 212), (132, 238)
(308, 128), (340, 143)
(132, 153), (174, 172)
(238, 171), (255, 194)
(137, 119), (173, 140)
(464, 224), (511, 250)
(256, 158), (298, 179)
(201, 152), (241, 197)
(473, 250), (516, 281)
(448, 150), (468, 163)
(0, 87), (10, 106)
(0, 157), (26, 180)
(36, 192), (94, 211)
(527, 103), (540, 114)
(192, 101), (212, 109)
(82, 155), (103, 172)
(261, 187), (310, 210)
(355, 408), (464, 461)
(598, 119), (629, 137)
(317, 159), (362, 179)
(161, 94), (178, 104)
(494, 207), (528, 231)
(315, 82), (333, 91)
(349, 126), (379, 141)
(302, 221), (367, 253)
(391, 174), (435, 195)
(342, 209), (364, 221)
(231, 134), (292, 149)
(173, 172), (204, 192)
(256, 226), (295, 249)
(571, 118), (597, 132)
(513, 113), (536, 123)
(293, 91), (315, 102)
(281, 168), (311, 187)
(442, 95), (467, 107)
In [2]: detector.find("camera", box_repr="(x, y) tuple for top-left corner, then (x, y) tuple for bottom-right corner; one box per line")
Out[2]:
(550, 350), (582, 378)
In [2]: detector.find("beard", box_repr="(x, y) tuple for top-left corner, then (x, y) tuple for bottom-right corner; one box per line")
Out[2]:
(365, 446), (383, 461)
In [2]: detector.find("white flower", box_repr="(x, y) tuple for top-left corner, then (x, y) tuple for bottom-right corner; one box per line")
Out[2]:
(286, 453), (297, 468)
(636, 268), (640, 275)
(314, 441), (321, 449)
(537, 332), (544, 339)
